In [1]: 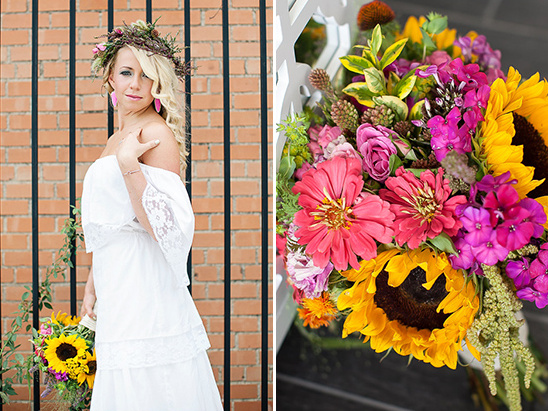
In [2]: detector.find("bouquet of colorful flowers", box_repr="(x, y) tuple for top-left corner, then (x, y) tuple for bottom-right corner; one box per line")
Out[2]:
(27, 311), (96, 410)
(276, 1), (548, 409)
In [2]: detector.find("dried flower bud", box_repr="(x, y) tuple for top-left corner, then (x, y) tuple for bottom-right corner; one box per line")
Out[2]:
(331, 100), (359, 134)
(357, 0), (395, 31)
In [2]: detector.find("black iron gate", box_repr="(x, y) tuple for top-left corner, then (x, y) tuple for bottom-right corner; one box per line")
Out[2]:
(1, 0), (271, 409)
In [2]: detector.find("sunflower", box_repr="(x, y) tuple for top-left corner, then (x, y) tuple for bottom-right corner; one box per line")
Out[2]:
(337, 248), (479, 369)
(298, 292), (337, 329)
(44, 334), (88, 373)
(77, 349), (97, 389)
(51, 311), (81, 327)
(479, 67), (548, 224)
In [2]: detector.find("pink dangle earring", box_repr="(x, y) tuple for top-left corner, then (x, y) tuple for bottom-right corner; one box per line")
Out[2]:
(110, 91), (118, 108)
(154, 98), (161, 113)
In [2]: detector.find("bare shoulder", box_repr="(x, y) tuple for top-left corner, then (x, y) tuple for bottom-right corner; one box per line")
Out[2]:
(139, 121), (180, 174)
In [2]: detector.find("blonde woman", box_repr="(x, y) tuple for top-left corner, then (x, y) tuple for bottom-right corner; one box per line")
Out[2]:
(80, 21), (223, 410)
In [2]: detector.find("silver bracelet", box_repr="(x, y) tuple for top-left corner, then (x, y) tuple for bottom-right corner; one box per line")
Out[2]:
(122, 169), (141, 176)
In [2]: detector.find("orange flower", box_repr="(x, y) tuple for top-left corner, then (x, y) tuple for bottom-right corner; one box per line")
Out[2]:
(298, 292), (337, 329)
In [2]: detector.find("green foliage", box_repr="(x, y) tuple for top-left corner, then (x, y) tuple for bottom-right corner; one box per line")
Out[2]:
(340, 24), (427, 113)
(1, 203), (84, 405)
(277, 111), (314, 169)
(276, 177), (301, 234)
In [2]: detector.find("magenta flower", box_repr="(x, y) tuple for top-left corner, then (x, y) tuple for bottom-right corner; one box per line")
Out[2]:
(380, 168), (466, 249)
(39, 323), (52, 336)
(294, 162), (313, 181)
(506, 258), (532, 289)
(496, 206), (534, 250)
(520, 198), (547, 237)
(529, 249), (548, 280)
(516, 287), (548, 309)
(292, 157), (395, 270)
(475, 172), (516, 192)
(449, 236), (474, 270)
(460, 206), (493, 246)
(355, 124), (399, 182)
(307, 125), (324, 160)
(471, 230), (508, 266)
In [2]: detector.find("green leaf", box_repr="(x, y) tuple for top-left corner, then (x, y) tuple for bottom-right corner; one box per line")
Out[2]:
(424, 13), (447, 35)
(370, 24), (383, 57)
(373, 95), (409, 122)
(14, 353), (24, 364)
(407, 168), (427, 178)
(420, 27), (437, 50)
(379, 38), (408, 70)
(409, 100), (425, 120)
(342, 82), (376, 107)
(21, 292), (29, 300)
(15, 316), (22, 327)
(44, 302), (52, 309)
(278, 155), (296, 180)
(389, 154), (403, 175)
(363, 68), (386, 94)
(429, 232), (457, 254)
(393, 75), (417, 99)
(339, 55), (374, 74)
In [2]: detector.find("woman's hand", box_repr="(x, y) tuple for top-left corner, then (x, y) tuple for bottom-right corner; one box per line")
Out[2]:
(81, 268), (97, 320)
(81, 291), (97, 320)
(116, 127), (160, 169)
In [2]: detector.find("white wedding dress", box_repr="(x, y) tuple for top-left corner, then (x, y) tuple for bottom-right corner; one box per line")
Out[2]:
(81, 155), (223, 411)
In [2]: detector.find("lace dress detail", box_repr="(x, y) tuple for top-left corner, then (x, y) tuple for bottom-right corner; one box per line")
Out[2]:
(142, 183), (189, 286)
(96, 324), (210, 370)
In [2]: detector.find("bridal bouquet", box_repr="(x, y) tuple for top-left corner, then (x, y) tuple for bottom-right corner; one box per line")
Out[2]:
(276, 1), (548, 409)
(26, 311), (96, 410)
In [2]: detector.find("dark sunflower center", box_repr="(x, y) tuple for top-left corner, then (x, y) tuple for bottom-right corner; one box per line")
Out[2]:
(87, 360), (97, 375)
(512, 113), (548, 197)
(56, 343), (78, 361)
(373, 267), (450, 331)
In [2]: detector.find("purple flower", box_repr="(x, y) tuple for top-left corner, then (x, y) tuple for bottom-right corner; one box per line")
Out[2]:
(471, 230), (508, 265)
(460, 206), (493, 246)
(286, 248), (333, 299)
(449, 235), (474, 270)
(516, 287), (548, 309)
(446, 59), (488, 92)
(476, 172), (516, 193)
(483, 184), (521, 223)
(355, 124), (398, 182)
(506, 258), (532, 289)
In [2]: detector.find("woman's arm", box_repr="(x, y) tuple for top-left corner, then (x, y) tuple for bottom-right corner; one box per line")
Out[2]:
(116, 123), (180, 240)
(80, 267), (97, 319)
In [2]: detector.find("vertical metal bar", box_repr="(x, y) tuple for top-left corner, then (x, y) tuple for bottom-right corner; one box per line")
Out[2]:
(69, 0), (77, 316)
(259, 0), (269, 408)
(107, 0), (114, 138)
(222, 0), (231, 408)
(146, 0), (152, 23)
(184, 0), (193, 293)
(31, 0), (40, 408)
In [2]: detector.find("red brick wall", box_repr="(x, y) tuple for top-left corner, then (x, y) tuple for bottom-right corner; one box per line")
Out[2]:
(0, 0), (273, 409)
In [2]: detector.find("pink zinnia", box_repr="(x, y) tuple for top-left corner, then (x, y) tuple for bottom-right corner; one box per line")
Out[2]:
(380, 167), (466, 249)
(292, 157), (395, 271)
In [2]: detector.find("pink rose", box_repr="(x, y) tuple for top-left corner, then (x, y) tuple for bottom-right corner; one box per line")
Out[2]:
(356, 123), (399, 182)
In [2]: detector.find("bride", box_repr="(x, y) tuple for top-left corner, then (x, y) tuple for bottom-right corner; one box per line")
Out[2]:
(80, 20), (223, 410)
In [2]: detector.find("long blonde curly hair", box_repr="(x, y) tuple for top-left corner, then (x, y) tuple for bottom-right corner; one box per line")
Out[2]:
(102, 45), (189, 176)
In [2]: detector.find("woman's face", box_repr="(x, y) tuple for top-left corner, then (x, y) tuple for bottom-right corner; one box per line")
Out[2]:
(109, 47), (154, 111)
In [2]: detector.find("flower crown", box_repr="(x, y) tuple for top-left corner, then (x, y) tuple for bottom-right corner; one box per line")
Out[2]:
(91, 19), (194, 81)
